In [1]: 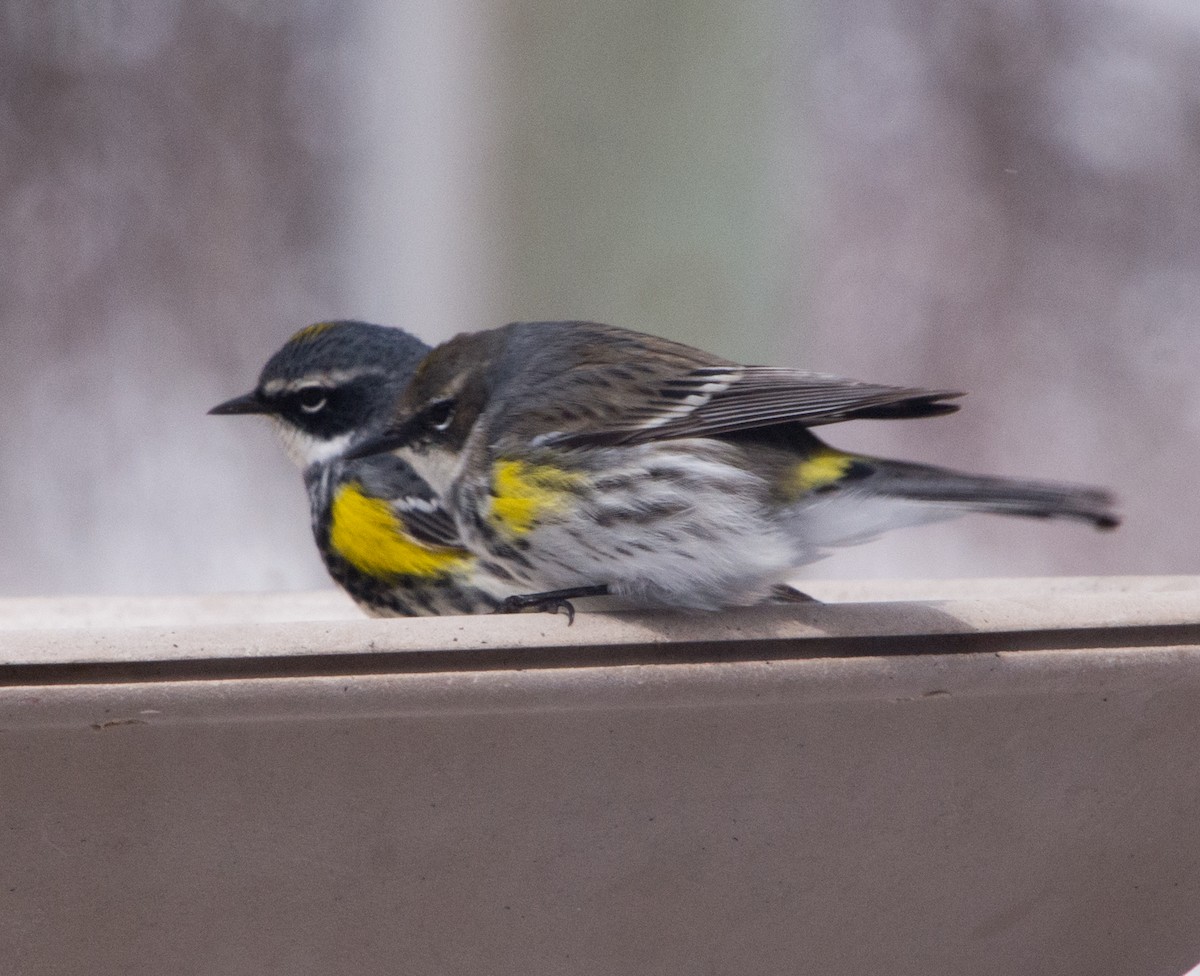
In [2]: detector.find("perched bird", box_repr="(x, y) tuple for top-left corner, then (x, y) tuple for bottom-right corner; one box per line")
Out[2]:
(346, 320), (1119, 611)
(209, 320), (529, 616)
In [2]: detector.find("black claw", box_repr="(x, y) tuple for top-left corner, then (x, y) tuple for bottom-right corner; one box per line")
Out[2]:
(496, 584), (610, 623)
(497, 593), (577, 623)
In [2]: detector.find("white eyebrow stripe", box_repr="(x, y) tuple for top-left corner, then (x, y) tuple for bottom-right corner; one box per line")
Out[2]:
(261, 368), (387, 396)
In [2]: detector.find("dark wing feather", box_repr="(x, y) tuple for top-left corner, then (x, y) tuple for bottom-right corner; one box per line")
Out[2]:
(350, 453), (463, 549)
(391, 496), (462, 549)
(539, 363), (962, 448)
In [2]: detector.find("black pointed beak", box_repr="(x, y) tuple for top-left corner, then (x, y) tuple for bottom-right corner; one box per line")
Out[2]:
(208, 391), (271, 416)
(344, 419), (419, 461)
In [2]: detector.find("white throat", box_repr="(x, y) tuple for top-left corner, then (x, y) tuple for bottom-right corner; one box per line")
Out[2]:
(271, 420), (354, 469)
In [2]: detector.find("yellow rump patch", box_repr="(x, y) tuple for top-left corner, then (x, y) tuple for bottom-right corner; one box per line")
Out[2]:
(330, 482), (469, 579)
(787, 449), (856, 497)
(488, 460), (584, 536)
(288, 321), (338, 345)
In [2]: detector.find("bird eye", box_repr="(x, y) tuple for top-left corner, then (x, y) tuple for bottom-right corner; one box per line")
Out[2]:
(426, 398), (456, 431)
(297, 386), (328, 413)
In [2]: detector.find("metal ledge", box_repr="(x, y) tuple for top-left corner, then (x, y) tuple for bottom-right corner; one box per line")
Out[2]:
(0, 578), (1197, 689)
(2, 578), (1198, 976)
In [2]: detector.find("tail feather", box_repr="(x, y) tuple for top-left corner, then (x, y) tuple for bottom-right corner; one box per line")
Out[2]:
(844, 396), (962, 422)
(861, 458), (1120, 530)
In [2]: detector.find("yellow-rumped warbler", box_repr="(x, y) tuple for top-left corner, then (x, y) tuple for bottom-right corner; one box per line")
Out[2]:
(346, 320), (1119, 611)
(209, 320), (530, 616)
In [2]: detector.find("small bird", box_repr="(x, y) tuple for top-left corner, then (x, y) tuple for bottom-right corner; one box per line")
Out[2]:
(346, 320), (1119, 611)
(209, 320), (531, 616)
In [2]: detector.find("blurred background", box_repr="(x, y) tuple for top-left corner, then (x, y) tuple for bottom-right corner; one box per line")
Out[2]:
(1, 0), (1195, 597)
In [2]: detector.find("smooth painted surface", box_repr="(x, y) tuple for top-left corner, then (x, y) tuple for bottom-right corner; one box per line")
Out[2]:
(1, 579), (1198, 976)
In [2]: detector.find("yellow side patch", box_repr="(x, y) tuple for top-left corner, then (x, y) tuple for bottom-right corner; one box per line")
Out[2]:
(488, 460), (584, 536)
(288, 321), (338, 345)
(787, 449), (856, 497)
(330, 483), (469, 579)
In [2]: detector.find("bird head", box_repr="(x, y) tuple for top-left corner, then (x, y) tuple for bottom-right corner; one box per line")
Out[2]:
(209, 320), (430, 469)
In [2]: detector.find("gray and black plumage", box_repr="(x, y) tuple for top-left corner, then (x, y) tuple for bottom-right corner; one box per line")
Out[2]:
(209, 320), (527, 616)
(346, 320), (1119, 610)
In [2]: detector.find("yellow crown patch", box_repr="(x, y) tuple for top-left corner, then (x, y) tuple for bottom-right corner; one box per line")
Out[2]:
(287, 321), (339, 346)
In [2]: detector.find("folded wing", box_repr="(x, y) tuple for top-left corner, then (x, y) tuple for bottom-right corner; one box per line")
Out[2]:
(539, 362), (961, 448)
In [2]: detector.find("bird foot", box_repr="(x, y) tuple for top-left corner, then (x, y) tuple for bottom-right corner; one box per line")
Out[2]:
(496, 585), (611, 625)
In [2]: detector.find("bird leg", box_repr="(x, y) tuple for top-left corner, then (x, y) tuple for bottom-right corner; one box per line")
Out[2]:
(497, 584), (611, 624)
